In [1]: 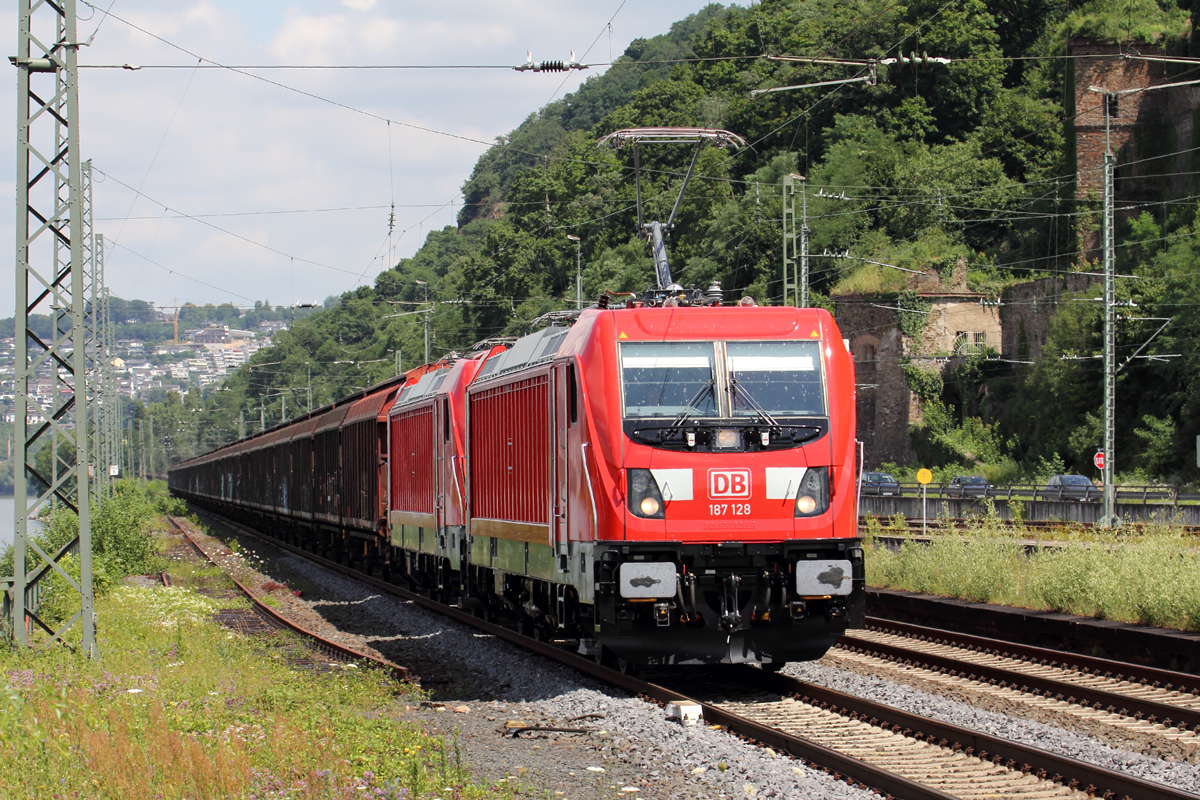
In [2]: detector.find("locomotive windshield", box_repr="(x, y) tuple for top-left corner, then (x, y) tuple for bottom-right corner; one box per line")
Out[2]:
(620, 342), (717, 418)
(727, 341), (824, 416)
(620, 340), (826, 419)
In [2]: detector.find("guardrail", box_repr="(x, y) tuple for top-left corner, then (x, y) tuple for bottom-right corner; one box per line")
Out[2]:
(864, 482), (1200, 505)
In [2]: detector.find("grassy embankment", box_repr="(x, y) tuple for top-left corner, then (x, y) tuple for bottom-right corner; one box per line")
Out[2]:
(0, 483), (500, 800)
(864, 513), (1200, 632)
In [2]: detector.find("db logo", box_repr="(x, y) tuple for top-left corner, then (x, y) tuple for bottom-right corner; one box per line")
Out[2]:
(708, 469), (751, 499)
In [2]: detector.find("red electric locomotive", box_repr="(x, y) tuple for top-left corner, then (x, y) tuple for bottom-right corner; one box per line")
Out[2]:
(380, 128), (863, 666)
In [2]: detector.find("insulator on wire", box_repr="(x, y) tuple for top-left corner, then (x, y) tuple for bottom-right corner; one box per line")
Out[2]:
(514, 51), (588, 73)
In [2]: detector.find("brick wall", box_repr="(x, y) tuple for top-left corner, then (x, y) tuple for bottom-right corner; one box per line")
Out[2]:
(1000, 273), (1101, 361)
(834, 290), (1000, 468)
(835, 296), (915, 466)
(1071, 39), (1200, 256)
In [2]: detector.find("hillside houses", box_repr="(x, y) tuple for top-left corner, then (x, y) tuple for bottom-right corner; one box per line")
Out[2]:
(0, 317), (276, 423)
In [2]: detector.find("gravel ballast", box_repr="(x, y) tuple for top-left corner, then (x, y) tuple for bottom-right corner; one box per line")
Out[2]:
(186, 514), (1200, 798)
(185, 517), (877, 800)
(785, 660), (1200, 793)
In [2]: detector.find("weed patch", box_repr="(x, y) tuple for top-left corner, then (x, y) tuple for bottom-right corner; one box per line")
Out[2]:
(0, 580), (502, 799)
(865, 519), (1200, 631)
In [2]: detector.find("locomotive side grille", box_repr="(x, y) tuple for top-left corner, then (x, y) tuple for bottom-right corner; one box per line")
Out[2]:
(470, 375), (550, 525)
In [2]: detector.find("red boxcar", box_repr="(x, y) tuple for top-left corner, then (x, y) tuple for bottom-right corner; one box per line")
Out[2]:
(342, 386), (402, 533)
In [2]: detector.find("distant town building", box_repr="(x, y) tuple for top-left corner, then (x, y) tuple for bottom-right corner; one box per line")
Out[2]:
(190, 325), (230, 345)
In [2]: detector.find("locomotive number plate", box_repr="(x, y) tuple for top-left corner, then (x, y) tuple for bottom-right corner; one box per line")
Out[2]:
(709, 503), (752, 516)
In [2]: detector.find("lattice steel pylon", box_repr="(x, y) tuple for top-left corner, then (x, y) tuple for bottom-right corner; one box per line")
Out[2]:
(84, 160), (104, 502)
(781, 174), (809, 308)
(98, 239), (120, 492)
(9, 0), (95, 654)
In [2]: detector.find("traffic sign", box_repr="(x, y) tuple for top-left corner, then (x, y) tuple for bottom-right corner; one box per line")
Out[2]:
(916, 468), (933, 485)
(1094, 450), (1106, 471)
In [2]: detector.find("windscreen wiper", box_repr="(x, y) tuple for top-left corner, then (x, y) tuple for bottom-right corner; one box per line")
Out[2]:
(669, 378), (716, 429)
(728, 377), (782, 434)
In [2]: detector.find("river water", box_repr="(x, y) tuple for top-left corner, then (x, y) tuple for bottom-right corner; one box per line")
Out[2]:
(0, 496), (44, 550)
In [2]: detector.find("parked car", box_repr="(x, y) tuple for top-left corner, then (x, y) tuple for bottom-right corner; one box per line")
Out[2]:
(1042, 474), (1100, 502)
(949, 475), (990, 497)
(861, 471), (901, 496)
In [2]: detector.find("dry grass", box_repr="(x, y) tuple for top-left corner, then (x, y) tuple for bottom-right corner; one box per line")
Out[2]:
(0, 537), (501, 800)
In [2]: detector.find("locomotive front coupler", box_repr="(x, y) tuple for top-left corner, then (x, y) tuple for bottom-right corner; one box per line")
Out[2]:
(825, 599), (847, 622)
(718, 574), (744, 632)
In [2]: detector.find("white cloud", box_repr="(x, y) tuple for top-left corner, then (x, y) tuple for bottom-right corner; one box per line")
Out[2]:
(343, 0), (378, 10)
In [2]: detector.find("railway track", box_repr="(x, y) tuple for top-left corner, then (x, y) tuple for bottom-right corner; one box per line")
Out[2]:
(662, 668), (1098, 800)
(167, 516), (406, 679)
(185, 508), (1200, 800)
(860, 516), (1200, 537)
(833, 620), (1200, 738)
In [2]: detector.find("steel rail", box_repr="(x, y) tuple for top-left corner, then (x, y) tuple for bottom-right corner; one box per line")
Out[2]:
(838, 633), (1200, 732)
(191, 507), (1199, 800)
(743, 667), (1200, 800)
(866, 617), (1200, 696)
(167, 516), (407, 680)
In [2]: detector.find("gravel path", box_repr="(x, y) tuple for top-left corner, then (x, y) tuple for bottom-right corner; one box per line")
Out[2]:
(784, 660), (1200, 794)
(192, 517), (878, 800)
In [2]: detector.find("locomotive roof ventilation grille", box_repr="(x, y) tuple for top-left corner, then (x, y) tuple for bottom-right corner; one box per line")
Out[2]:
(393, 369), (449, 408)
(474, 326), (568, 383)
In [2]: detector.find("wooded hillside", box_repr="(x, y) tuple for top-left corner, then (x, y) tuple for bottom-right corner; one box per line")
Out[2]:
(145, 0), (1200, 485)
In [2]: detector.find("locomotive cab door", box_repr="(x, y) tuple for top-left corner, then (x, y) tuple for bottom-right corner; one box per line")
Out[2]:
(552, 363), (570, 555)
(434, 399), (447, 530)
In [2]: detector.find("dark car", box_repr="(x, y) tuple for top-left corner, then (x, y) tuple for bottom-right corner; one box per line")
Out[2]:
(1043, 474), (1100, 502)
(861, 471), (901, 496)
(949, 475), (990, 497)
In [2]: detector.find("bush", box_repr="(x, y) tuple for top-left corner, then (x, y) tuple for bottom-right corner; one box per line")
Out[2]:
(0, 480), (160, 629)
(156, 495), (189, 517)
(92, 481), (158, 577)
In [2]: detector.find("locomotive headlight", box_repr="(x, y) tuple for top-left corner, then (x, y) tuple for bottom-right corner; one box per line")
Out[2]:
(714, 429), (741, 450)
(627, 469), (666, 519)
(794, 466), (830, 518)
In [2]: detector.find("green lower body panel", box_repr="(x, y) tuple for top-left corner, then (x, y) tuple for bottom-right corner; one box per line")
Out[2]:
(473, 535), (555, 582)
(471, 533), (491, 566)
(493, 537), (524, 573)
(525, 541), (555, 582)
(396, 524), (436, 553)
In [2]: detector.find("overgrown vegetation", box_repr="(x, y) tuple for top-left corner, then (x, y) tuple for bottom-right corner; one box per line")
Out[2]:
(0, 480), (162, 630)
(1060, 0), (1190, 44)
(865, 517), (1200, 630)
(0, 574), (493, 799)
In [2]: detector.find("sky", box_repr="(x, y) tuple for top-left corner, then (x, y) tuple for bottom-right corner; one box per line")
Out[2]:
(1, 0), (722, 318)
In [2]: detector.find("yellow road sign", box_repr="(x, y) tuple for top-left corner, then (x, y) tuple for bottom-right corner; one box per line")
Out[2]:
(916, 468), (933, 485)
